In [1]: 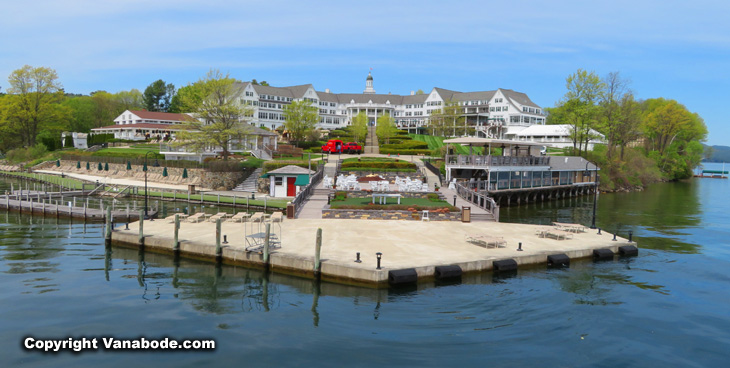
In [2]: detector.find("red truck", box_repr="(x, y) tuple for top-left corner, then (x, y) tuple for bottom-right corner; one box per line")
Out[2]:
(321, 139), (344, 153)
(321, 139), (362, 154)
(343, 142), (362, 154)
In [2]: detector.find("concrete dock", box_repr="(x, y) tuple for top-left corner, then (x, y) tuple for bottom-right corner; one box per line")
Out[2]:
(111, 218), (636, 287)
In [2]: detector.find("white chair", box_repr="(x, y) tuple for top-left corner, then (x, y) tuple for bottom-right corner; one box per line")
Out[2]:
(421, 210), (430, 221)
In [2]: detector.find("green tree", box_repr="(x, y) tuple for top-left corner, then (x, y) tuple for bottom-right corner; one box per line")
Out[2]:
(350, 112), (368, 142)
(169, 84), (207, 113)
(2, 65), (70, 147)
(114, 89), (144, 111)
(643, 99), (707, 178)
(174, 70), (252, 160)
(283, 99), (318, 144)
(142, 79), (175, 112)
(62, 96), (97, 132)
(428, 100), (464, 136)
(551, 69), (605, 156)
(376, 114), (397, 144)
(598, 71), (630, 160)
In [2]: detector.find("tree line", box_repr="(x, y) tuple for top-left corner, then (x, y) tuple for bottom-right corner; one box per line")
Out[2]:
(548, 69), (707, 186)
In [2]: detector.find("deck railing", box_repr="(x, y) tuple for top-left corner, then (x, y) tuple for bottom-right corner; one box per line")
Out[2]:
(292, 163), (325, 217)
(454, 181), (499, 221)
(446, 155), (550, 167)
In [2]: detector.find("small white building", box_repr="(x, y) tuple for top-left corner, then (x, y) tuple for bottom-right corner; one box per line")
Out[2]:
(61, 132), (88, 149)
(91, 110), (192, 141)
(262, 165), (314, 197)
(509, 124), (606, 151)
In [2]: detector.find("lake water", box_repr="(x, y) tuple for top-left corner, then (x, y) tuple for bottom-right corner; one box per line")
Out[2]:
(1, 166), (729, 367)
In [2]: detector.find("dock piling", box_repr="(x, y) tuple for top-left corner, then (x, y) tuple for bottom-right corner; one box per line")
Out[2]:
(174, 214), (180, 252)
(105, 207), (112, 243)
(263, 223), (271, 267)
(138, 210), (144, 246)
(215, 218), (222, 259)
(314, 228), (322, 277)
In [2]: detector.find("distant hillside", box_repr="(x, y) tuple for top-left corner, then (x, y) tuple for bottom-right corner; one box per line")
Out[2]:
(703, 144), (730, 162)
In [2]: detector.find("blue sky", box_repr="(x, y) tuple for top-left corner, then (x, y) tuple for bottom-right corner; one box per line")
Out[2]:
(1, 0), (728, 145)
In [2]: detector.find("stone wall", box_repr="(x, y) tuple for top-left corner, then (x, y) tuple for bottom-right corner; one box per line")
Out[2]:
(322, 207), (461, 221)
(200, 171), (246, 191)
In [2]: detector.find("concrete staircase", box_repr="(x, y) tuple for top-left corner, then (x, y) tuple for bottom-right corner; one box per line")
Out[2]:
(232, 168), (262, 192)
(364, 126), (379, 154)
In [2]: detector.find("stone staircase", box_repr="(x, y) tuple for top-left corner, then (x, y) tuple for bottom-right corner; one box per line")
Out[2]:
(364, 126), (379, 154)
(232, 168), (262, 192)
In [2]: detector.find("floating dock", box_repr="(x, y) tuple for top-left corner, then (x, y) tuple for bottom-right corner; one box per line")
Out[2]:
(110, 218), (637, 287)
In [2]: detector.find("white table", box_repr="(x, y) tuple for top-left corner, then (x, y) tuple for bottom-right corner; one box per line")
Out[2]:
(371, 193), (402, 204)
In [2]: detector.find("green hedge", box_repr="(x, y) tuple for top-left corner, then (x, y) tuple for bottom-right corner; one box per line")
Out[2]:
(381, 141), (429, 150)
(262, 161), (311, 173)
(341, 161), (416, 170)
(380, 148), (432, 155)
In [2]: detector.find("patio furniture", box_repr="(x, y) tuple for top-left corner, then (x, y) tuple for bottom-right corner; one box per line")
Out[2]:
(186, 213), (206, 223)
(372, 193), (402, 205)
(552, 222), (587, 233)
(466, 234), (506, 248)
(230, 212), (252, 223)
(545, 229), (574, 240)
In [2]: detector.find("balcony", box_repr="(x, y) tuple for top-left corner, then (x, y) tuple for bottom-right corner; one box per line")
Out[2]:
(446, 155), (550, 167)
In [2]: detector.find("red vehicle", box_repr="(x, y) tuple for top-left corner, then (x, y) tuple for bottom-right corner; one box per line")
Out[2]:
(343, 142), (362, 154)
(321, 139), (344, 153)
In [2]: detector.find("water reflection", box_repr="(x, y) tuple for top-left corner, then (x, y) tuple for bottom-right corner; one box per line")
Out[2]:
(500, 180), (704, 253)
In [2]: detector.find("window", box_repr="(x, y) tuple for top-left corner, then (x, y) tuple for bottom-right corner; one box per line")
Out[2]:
(275, 177), (283, 185)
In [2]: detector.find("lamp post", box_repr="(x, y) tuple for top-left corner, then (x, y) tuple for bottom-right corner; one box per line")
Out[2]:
(585, 161), (598, 229)
(144, 151), (154, 220)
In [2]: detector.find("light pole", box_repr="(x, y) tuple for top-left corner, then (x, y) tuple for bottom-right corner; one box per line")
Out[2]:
(585, 161), (598, 229)
(144, 151), (154, 220)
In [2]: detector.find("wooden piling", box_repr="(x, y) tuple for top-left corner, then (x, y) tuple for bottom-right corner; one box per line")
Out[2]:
(314, 228), (322, 277)
(105, 207), (112, 242)
(138, 210), (144, 245)
(263, 223), (271, 267)
(215, 218), (222, 259)
(173, 214), (180, 252)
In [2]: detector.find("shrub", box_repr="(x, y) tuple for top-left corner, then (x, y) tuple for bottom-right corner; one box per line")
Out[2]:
(380, 148), (432, 155)
(262, 161), (311, 173)
(241, 157), (265, 169)
(426, 193), (440, 201)
(341, 161), (417, 170)
(6, 143), (48, 163)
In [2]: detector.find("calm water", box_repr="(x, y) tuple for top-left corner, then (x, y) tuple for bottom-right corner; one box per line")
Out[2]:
(1, 167), (729, 367)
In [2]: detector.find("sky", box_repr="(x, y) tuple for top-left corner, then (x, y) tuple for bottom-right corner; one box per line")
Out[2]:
(1, 0), (728, 145)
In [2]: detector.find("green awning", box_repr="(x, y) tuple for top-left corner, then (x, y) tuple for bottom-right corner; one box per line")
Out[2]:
(294, 175), (311, 186)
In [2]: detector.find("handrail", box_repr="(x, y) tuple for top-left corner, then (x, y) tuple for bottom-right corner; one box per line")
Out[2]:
(454, 181), (500, 221)
(292, 163), (325, 217)
(86, 183), (106, 196)
(423, 160), (443, 187)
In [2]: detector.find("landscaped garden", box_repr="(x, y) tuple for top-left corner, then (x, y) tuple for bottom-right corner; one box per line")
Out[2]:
(330, 192), (457, 212)
(341, 157), (417, 172)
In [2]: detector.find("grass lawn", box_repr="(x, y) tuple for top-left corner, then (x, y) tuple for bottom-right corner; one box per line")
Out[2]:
(0, 171), (86, 189)
(409, 134), (483, 155)
(96, 147), (160, 154)
(137, 190), (288, 209)
(273, 154), (325, 161)
(342, 157), (399, 163)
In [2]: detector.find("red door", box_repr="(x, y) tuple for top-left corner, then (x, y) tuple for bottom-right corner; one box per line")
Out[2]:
(287, 177), (296, 196)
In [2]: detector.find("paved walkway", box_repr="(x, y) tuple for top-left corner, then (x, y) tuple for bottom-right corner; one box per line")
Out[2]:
(35, 170), (208, 191)
(295, 161), (337, 219)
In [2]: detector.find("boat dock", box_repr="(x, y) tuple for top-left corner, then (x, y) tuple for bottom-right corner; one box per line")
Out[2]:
(1, 194), (156, 222)
(110, 218), (638, 287)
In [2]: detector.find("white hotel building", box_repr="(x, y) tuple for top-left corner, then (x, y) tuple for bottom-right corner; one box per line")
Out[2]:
(239, 72), (546, 139)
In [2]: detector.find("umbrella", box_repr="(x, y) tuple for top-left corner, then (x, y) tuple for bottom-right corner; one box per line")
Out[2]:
(143, 162), (148, 172)
(162, 167), (168, 177)
(98, 162), (103, 170)
(56, 160), (60, 167)
(126, 161), (132, 170)
(76, 161), (80, 169)
(86, 162), (90, 170)
(104, 163), (109, 171)
(182, 168), (188, 179)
